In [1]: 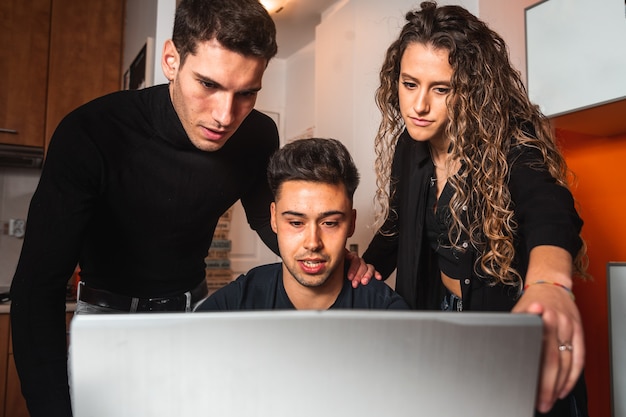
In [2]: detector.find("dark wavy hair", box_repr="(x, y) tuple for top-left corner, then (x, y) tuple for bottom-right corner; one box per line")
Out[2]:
(268, 138), (360, 202)
(172, 0), (277, 66)
(373, 1), (587, 287)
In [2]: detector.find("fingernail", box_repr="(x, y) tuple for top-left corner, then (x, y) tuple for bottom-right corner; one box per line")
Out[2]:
(538, 402), (551, 413)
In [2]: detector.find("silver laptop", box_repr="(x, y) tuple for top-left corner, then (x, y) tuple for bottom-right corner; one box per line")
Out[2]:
(69, 310), (542, 417)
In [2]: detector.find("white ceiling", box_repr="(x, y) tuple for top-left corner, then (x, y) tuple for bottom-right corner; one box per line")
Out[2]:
(269, 0), (339, 59)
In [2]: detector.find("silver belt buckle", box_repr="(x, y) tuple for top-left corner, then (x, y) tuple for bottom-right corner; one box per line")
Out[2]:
(184, 291), (192, 312)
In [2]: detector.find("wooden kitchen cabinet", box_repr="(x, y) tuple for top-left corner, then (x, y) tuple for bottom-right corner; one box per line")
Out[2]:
(0, 0), (125, 150)
(45, 0), (125, 150)
(1, 311), (74, 417)
(0, 0), (51, 147)
(1, 312), (27, 417)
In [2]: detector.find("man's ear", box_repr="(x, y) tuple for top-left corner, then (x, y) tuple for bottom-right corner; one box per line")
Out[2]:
(161, 39), (180, 82)
(348, 209), (356, 238)
(270, 202), (278, 233)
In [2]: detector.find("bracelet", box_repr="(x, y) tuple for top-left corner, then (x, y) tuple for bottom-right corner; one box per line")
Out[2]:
(522, 280), (575, 301)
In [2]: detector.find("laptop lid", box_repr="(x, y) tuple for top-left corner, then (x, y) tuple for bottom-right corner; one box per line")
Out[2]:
(69, 310), (542, 417)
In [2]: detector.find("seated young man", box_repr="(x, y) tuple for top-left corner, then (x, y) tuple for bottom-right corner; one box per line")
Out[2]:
(195, 138), (408, 310)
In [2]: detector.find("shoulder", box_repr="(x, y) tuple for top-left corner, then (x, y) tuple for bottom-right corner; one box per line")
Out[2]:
(48, 86), (169, 159)
(359, 278), (399, 295)
(69, 86), (159, 115)
(392, 130), (430, 171)
(233, 110), (279, 145)
(351, 279), (411, 310)
(242, 109), (278, 130)
(58, 85), (165, 133)
(225, 263), (282, 292)
(220, 109), (279, 158)
(242, 263), (282, 281)
(507, 120), (552, 166)
(195, 263), (282, 311)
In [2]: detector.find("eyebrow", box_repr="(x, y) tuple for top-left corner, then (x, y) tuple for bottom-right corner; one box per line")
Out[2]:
(193, 72), (262, 93)
(400, 72), (451, 86)
(281, 210), (346, 218)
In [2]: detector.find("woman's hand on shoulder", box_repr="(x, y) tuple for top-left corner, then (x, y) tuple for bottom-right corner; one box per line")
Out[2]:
(345, 249), (382, 288)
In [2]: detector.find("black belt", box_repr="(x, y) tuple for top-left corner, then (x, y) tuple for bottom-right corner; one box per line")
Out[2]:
(77, 280), (208, 312)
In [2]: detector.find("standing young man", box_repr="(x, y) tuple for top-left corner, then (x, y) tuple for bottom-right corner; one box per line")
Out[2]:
(13, 1), (275, 416)
(196, 138), (408, 311)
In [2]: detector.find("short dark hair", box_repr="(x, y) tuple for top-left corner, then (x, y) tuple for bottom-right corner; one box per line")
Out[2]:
(172, 0), (278, 66)
(267, 138), (360, 202)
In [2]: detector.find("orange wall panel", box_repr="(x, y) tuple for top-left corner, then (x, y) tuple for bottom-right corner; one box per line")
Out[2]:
(558, 129), (626, 417)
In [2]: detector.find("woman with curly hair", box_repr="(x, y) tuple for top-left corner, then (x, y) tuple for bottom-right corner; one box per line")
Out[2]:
(360, 2), (589, 416)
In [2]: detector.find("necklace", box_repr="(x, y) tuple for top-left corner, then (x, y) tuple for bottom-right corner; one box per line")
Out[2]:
(428, 144), (447, 187)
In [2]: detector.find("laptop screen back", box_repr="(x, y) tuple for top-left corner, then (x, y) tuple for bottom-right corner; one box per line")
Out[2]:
(70, 310), (542, 417)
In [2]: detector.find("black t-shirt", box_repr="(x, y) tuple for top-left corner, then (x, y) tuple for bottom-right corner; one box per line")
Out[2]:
(196, 263), (410, 310)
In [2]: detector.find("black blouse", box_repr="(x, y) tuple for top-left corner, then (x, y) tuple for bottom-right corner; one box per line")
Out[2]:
(425, 179), (473, 280)
(363, 129), (583, 311)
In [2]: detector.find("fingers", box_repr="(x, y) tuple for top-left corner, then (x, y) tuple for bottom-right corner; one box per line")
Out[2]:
(536, 308), (560, 413)
(554, 314), (574, 402)
(514, 300), (544, 315)
(534, 306), (584, 413)
(513, 287), (584, 414)
(374, 270), (383, 281)
(560, 320), (585, 399)
(345, 250), (358, 280)
(351, 264), (375, 288)
(344, 249), (382, 287)
(345, 250), (372, 287)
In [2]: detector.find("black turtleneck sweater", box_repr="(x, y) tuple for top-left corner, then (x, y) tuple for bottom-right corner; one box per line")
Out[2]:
(10, 84), (279, 416)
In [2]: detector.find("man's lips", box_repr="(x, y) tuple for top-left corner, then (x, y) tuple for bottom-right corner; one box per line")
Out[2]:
(298, 259), (327, 274)
(201, 126), (229, 141)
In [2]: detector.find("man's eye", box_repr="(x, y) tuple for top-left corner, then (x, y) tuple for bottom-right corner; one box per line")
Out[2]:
(238, 91), (258, 98)
(200, 80), (217, 89)
(289, 221), (303, 227)
(323, 221), (339, 228)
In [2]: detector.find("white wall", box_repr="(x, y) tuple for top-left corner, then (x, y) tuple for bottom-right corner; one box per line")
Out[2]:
(123, 0), (176, 88)
(478, 0), (541, 85)
(526, 0), (626, 116)
(284, 42), (317, 141)
(123, 0), (157, 72)
(255, 58), (287, 140)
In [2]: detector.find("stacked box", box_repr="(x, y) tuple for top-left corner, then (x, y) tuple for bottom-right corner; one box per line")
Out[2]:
(205, 206), (234, 289)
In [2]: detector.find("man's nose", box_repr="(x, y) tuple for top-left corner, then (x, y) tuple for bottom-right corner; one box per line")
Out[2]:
(303, 225), (323, 251)
(212, 93), (235, 127)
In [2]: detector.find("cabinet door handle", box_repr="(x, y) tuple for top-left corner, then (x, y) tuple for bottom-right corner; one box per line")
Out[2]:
(0, 128), (18, 134)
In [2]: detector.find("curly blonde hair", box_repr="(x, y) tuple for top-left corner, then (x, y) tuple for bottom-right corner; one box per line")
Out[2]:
(373, 2), (587, 287)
